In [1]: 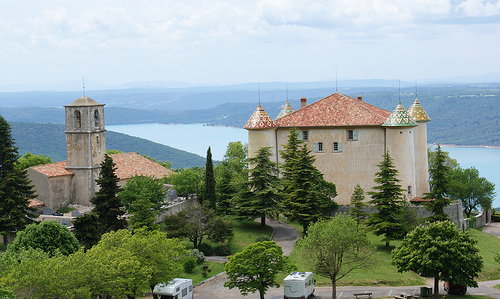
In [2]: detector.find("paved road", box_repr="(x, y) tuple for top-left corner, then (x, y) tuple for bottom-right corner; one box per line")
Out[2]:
(193, 221), (500, 299)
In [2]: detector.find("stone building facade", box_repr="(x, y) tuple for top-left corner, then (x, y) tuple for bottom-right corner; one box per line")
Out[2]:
(244, 93), (431, 205)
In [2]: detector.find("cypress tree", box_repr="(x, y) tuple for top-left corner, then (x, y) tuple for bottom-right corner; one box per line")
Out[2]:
(0, 115), (37, 248)
(366, 152), (407, 248)
(204, 147), (216, 209)
(423, 145), (452, 221)
(233, 147), (281, 227)
(90, 154), (127, 234)
(280, 127), (336, 236)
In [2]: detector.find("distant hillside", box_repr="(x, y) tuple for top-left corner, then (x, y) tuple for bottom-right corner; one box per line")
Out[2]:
(2, 82), (499, 146)
(10, 122), (206, 169)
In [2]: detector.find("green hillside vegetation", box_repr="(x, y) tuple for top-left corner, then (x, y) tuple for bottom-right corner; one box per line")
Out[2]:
(10, 122), (206, 169)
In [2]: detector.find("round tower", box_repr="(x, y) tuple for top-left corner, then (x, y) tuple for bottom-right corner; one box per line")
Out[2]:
(244, 103), (277, 163)
(382, 102), (418, 200)
(64, 97), (106, 205)
(408, 98), (431, 197)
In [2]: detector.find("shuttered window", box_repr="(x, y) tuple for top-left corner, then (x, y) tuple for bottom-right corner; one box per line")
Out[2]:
(313, 142), (323, 152)
(333, 142), (343, 152)
(348, 129), (359, 141)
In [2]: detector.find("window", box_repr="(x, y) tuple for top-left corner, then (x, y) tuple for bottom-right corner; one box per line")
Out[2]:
(182, 288), (187, 296)
(94, 110), (100, 128)
(313, 142), (323, 153)
(407, 186), (412, 195)
(333, 142), (343, 152)
(302, 131), (308, 141)
(347, 129), (359, 141)
(74, 110), (81, 128)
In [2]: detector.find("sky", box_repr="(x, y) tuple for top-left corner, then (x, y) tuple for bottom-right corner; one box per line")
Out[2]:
(1, 0), (499, 87)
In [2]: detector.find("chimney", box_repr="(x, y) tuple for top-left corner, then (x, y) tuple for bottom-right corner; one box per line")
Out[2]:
(300, 97), (307, 108)
(358, 95), (363, 101)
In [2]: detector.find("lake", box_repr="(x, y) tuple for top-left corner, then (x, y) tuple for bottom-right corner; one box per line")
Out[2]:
(107, 123), (500, 208)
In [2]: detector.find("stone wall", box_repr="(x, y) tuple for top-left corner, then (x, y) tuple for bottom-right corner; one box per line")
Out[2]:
(157, 198), (199, 221)
(335, 201), (465, 229)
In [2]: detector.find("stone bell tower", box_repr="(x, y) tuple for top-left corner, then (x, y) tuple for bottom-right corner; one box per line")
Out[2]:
(64, 97), (106, 205)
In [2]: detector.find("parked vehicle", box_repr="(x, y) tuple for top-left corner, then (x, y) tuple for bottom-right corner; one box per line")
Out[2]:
(284, 271), (315, 299)
(444, 281), (467, 295)
(153, 278), (193, 299)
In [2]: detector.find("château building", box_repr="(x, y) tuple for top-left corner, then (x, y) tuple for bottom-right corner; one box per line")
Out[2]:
(28, 97), (173, 209)
(244, 93), (431, 205)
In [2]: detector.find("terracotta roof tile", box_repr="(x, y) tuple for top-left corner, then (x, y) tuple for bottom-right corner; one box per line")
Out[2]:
(273, 93), (391, 128)
(243, 104), (276, 130)
(30, 161), (73, 177)
(110, 152), (174, 180)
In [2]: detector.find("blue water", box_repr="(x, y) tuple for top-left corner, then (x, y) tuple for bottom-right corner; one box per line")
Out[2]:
(107, 123), (499, 208)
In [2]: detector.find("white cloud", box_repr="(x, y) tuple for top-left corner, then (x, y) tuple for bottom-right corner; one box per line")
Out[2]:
(456, 0), (500, 17)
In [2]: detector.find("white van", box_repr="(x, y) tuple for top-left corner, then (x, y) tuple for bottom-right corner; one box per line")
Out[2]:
(284, 272), (315, 299)
(153, 278), (193, 299)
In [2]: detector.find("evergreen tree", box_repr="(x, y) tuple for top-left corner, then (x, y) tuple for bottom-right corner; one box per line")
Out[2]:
(72, 212), (101, 251)
(233, 147), (281, 228)
(423, 145), (452, 221)
(349, 184), (368, 224)
(90, 154), (127, 234)
(0, 115), (37, 248)
(366, 152), (407, 248)
(204, 147), (216, 209)
(280, 127), (337, 236)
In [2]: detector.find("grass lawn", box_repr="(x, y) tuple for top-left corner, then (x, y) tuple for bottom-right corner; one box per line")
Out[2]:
(468, 227), (500, 281)
(181, 261), (226, 285)
(230, 218), (273, 253)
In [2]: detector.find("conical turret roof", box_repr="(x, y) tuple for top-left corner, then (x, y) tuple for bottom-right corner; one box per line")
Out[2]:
(382, 102), (418, 127)
(276, 100), (294, 119)
(408, 98), (430, 122)
(243, 103), (276, 130)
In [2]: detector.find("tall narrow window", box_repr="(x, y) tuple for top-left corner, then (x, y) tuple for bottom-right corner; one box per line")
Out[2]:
(94, 110), (99, 128)
(74, 110), (81, 128)
(407, 186), (412, 195)
(302, 131), (308, 141)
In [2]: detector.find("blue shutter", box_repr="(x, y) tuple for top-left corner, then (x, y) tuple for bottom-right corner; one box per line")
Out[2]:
(353, 129), (359, 141)
(338, 142), (343, 152)
(312, 142), (318, 152)
(297, 130), (303, 140)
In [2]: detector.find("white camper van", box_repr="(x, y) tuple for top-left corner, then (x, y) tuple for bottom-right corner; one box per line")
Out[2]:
(153, 278), (193, 299)
(284, 272), (315, 299)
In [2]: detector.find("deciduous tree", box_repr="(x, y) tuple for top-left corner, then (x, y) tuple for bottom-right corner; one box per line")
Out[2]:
(233, 147), (281, 227)
(366, 152), (408, 247)
(224, 241), (295, 299)
(14, 152), (52, 170)
(392, 221), (483, 297)
(448, 166), (496, 218)
(170, 167), (203, 197)
(296, 214), (375, 299)
(0, 115), (37, 248)
(7, 221), (80, 257)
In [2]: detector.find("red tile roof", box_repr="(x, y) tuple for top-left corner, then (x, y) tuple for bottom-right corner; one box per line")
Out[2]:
(110, 152), (174, 180)
(273, 93), (391, 128)
(30, 152), (173, 180)
(30, 161), (73, 177)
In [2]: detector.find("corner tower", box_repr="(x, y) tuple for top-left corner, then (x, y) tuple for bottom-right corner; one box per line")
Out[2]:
(408, 98), (431, 196)
(244, 103), (276, 162)
(64, 97), (106, 205)
(382, 102), (418, 199)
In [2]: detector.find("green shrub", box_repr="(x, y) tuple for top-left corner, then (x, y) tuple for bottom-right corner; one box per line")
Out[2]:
(200, 264), (212, 278)
(55, 206), (75, 214)
(190, 249), (205, 264)
(255, 234), (271, 242)
(197, 243), (214, 256)
(214, 245), (231, 256)
(492, 212), (500, 222)
(183, 256), (197, 273)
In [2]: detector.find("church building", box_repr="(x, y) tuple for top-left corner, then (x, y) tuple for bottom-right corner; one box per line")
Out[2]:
(244, 92), (431, 205)
(28, 97), (173, 209)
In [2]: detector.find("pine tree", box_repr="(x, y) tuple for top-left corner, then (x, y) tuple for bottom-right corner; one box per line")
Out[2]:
(204, 147), (216, 209)
(366, 152), (407, 248)
(349, 184), (367, 224)
(233, 147), (281, 228)
(90, 154), (127, 234)
(423, 145), (452, 221)
(280, 127), (336, 236)
(0, 115), (37, 248)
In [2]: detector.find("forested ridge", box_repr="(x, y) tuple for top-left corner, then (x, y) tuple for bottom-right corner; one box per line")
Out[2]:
(2, 82), (499, 146)
(10, 122), (206, 169)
